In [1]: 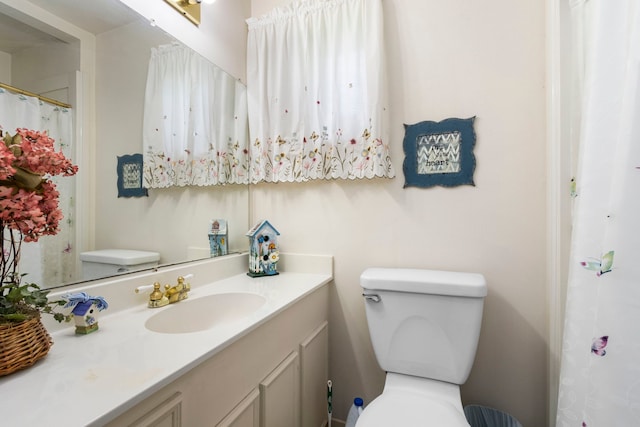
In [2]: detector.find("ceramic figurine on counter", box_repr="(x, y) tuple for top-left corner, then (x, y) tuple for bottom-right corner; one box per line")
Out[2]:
(209, 219), (229, 257)
(63, 292), (109, 335)
(246, 220), (280, 277)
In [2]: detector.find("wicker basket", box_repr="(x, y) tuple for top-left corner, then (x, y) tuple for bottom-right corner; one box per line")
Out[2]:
(0, 314), (53, 376)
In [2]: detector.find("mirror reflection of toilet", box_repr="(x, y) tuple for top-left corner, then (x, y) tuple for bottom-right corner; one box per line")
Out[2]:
(359, 268), (487, 426)
(80, 249), (160, 281)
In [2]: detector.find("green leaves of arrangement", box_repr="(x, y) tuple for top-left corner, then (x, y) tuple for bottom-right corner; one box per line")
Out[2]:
(0, 277), (69, 323)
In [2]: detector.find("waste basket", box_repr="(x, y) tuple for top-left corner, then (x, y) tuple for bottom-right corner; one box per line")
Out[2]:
(464, 405), (523, 427)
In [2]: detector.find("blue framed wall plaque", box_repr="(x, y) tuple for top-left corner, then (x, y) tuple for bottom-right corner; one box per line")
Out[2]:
(117, 154), (148, 197)
(402, 117), (477, 188)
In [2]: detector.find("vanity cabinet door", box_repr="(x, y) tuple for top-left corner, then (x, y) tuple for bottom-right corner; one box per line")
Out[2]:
(259, 351), (300, 427)
(217, 388), (260, 427)
(130, 392), (183, 427)
(300, 321), (329, 427)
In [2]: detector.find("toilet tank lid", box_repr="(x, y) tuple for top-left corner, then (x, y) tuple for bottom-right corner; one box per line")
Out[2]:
(360, 268), (487, 298)
(79, 249), (160, 265)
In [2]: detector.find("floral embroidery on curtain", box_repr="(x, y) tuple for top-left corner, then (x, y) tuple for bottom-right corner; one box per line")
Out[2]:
(143, 43), (248, 188)
(246, 0), (394, 183)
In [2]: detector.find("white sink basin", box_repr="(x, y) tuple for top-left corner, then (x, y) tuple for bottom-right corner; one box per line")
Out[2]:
(145, 293), (267, 334)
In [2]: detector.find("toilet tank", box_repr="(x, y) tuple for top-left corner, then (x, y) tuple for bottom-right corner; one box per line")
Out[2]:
(80, 249), (160, 281)
(361, 268), (487, 385)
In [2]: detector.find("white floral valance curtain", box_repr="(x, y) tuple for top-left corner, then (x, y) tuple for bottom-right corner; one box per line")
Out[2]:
(246, 0), (394, 183)
(557, 0), (640, 425)
(0, 88), (75, 286)
(143, 43), (248, 188)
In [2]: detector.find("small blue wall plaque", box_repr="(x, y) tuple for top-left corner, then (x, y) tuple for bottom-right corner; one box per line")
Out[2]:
(117, 154), (148, 197)
(402, 117), (477, 188)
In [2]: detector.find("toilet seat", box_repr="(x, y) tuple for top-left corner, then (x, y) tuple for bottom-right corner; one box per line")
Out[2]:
(355, 374), (470, 427)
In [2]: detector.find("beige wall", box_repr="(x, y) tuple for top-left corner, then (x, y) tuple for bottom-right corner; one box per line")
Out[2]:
(9, 41), (78, 93)
(0, 51), (10, 82)
(121, 0), (249, 82)
(250, 0), (547, 425)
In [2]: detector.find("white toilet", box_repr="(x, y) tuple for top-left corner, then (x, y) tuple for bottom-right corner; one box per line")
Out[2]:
(79, 249), (160, 281)
(358, 268), (487, 426)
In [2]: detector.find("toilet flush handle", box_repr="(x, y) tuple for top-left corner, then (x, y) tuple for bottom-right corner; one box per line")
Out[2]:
(363, 293), (381, 303)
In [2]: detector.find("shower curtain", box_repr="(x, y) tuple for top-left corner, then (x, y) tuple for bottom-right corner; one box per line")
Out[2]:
(0, 89), (76, 287)
(556, 1), (640, 425)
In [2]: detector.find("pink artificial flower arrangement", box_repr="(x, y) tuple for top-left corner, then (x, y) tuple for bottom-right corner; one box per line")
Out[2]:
(0, 128), (78, 242)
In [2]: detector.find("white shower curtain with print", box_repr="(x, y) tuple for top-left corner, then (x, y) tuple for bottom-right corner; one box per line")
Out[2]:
(0, 89), (76, 287)
(557, 1), (640, 425)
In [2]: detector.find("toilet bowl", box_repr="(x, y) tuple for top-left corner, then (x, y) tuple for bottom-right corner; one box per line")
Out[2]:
(356, 374), (469, 426)
(358, 268), (487, 427)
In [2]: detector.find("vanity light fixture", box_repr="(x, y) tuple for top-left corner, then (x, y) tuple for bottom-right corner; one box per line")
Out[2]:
(164, 0), (215, 26)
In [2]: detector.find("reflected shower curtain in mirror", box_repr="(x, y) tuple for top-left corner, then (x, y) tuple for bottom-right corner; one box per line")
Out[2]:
(557, 1), (640, 425)
(246, 0), (394, 183)
(0, 89), (75, 287)
(143, 43), (249, 188)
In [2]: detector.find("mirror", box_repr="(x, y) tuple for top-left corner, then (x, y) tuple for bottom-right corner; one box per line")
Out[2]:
(0, 0), (250, 289)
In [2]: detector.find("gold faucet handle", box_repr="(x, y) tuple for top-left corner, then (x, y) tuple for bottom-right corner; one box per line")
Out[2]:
(177, 276), (191, 292)
(148, 282), (169, 308)
(150, 283), (164, 301)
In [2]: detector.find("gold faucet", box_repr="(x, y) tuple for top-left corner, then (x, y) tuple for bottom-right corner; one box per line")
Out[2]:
(142, 276), (191, 308)
(164, 276), (191, 304)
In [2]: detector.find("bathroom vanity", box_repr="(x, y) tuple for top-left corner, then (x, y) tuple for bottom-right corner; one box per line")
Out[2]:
(0, 253), (332, 427)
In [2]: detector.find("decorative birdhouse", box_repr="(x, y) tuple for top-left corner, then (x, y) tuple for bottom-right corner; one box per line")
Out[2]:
(246, 220), (280, 277)
(209, 219), (229, 257)
(63, 292), (109, 335)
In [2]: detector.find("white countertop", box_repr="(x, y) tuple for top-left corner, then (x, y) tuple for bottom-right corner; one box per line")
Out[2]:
(0, 254), (332, 427)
